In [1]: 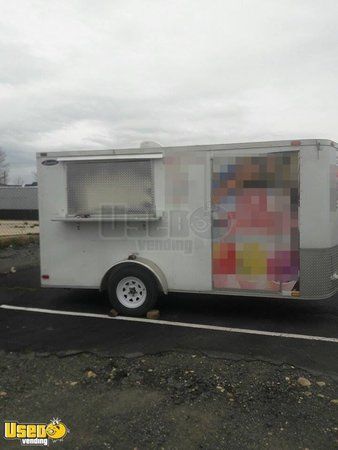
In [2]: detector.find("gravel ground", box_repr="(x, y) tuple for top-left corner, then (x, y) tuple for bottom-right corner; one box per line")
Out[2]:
(0, 241), (39, 274)
(0, 351), (337, 449)
(1, 243), (337, 449)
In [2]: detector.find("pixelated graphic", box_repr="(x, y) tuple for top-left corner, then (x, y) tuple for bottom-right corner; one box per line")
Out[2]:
(165, 153), (206, 206)
(212, 153), (299, 292)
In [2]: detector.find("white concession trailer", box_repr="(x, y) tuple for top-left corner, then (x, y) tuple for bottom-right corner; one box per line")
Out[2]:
(37, 139), (338, 315)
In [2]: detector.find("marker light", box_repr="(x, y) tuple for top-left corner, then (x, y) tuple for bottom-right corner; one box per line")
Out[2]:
(291, 291), (300, 297)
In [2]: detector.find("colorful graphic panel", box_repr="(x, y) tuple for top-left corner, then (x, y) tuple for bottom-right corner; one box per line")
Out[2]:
(212, 153), (299, 292)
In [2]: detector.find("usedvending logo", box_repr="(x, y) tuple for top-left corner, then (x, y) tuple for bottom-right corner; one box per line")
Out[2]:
(4, 418), (69, 446)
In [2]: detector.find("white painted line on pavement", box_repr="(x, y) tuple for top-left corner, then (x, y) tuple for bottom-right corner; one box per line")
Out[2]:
(1, 303), (338, 344)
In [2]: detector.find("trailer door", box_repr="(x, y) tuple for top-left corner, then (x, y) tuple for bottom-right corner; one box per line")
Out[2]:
(211, 152), (299, 293)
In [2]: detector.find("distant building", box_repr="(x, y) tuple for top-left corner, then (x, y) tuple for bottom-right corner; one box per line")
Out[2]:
(0, 185), (38, 220)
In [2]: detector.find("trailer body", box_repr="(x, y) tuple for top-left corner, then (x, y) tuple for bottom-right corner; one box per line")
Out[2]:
(37, 139), (338, 305)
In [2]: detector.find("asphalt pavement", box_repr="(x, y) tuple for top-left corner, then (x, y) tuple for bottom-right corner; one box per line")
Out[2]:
(1, 266), (338, 379)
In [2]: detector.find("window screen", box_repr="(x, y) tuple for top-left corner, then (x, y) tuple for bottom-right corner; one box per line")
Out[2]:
(67, 160), (154, 216)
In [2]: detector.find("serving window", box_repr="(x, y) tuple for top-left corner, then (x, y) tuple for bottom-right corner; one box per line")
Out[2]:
(66, 160), (155, 217)
(51, 153), (164, 222)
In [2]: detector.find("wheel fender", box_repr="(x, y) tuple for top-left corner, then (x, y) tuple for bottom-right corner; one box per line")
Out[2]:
(101, 257), (168, 294)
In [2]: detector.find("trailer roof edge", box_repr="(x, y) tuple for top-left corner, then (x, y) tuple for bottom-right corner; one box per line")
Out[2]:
(36, 138), (337, 158)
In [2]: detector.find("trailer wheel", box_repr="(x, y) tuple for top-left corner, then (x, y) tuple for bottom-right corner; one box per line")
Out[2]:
(107, 266), (158, 316)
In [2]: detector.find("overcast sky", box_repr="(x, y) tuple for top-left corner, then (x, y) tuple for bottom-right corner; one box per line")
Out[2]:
(0, 0), (337, 182)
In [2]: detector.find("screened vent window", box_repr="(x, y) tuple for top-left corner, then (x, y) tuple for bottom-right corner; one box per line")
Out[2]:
(67, 160), (155, 216)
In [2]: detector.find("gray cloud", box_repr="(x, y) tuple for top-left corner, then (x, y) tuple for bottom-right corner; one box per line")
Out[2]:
(0, 0), (337, 182)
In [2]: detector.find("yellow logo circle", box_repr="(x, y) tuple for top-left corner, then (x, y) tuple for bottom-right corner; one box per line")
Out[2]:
(45, 421), (68, 440)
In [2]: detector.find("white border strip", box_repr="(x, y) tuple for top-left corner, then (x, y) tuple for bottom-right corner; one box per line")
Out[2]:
(1, 304), (338, 344)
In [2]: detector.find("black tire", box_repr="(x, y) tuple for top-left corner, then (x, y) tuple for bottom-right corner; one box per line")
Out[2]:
(107, 265), (158, 316)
